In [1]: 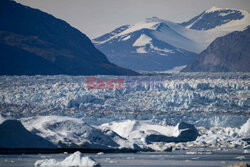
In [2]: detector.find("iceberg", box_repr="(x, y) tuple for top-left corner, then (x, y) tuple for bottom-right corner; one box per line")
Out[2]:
(34, 151), (100, 167)
(21, 115), (140, 150)
(239, 118), (250, 137)
(0, 120), (56, 148)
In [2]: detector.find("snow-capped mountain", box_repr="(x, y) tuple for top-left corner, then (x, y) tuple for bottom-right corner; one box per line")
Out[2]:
(94, 7), (249, 72)
(93, 17), (199, 71)
(181, 6), (250, 31)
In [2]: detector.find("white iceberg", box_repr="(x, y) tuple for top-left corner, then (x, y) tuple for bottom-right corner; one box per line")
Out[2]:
(21, 116), (123, 149)
(34, 151), (100, 167)
(239, 118), (250, 137)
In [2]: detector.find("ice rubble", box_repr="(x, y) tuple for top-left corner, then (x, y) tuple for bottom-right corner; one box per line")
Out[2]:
(101, 119), (248, 150)
(0, 115), (249, 150)
(34, 151), (100, 167)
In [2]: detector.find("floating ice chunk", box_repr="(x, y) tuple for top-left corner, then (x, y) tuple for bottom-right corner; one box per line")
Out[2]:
(235, 155), (245, 160)
(60, 151), (100, 167)
(35, 159), (58, 167)
(97, 152), (104, 155)
(34, 151), (100, 167)
(243, 145), (250, 149)
(239, 118), (250, 137)
(243, 149), (250, 153)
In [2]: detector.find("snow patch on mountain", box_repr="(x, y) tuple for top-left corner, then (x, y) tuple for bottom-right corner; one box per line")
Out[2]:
(118, 20), (159, 36)
(150, 44), (175, 56)
(121, 35), (131, 41)
(136, 47), (147, 53)
(205, 6), (223, 13)
(152, 25), (202, 53)
(133, 34), (152, 47)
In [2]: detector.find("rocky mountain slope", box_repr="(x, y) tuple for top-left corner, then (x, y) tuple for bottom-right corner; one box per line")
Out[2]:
(0, 0), (137, 75)
(182, 27), (250, 72)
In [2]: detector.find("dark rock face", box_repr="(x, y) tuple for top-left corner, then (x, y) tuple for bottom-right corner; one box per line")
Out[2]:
(0, 120), (56, 148)
(145, 122), (199, 143)
(0, 0), (137, 75)
(181, 8), (245, 30)
(182, 28), (250, 72)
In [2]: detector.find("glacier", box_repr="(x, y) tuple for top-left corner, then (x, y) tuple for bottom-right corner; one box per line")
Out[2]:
(0, 73), (249, 123)
(0, 73), (249, 150)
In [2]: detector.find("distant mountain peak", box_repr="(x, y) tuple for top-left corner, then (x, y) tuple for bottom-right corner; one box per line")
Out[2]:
(205, 6), (223, 13)
(145, 16), (164, 23)
(93, 17), (199, 71)
(181, 7), (249, 31)
(204, 6), (246, 14)
(94, 18), (163, 45)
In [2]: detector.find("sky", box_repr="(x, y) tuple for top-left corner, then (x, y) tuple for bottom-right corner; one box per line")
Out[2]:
(16, 0), (250, 39)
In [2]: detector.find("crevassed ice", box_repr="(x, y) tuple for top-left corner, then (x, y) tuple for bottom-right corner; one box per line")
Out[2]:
(0, 73), (249, 124)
